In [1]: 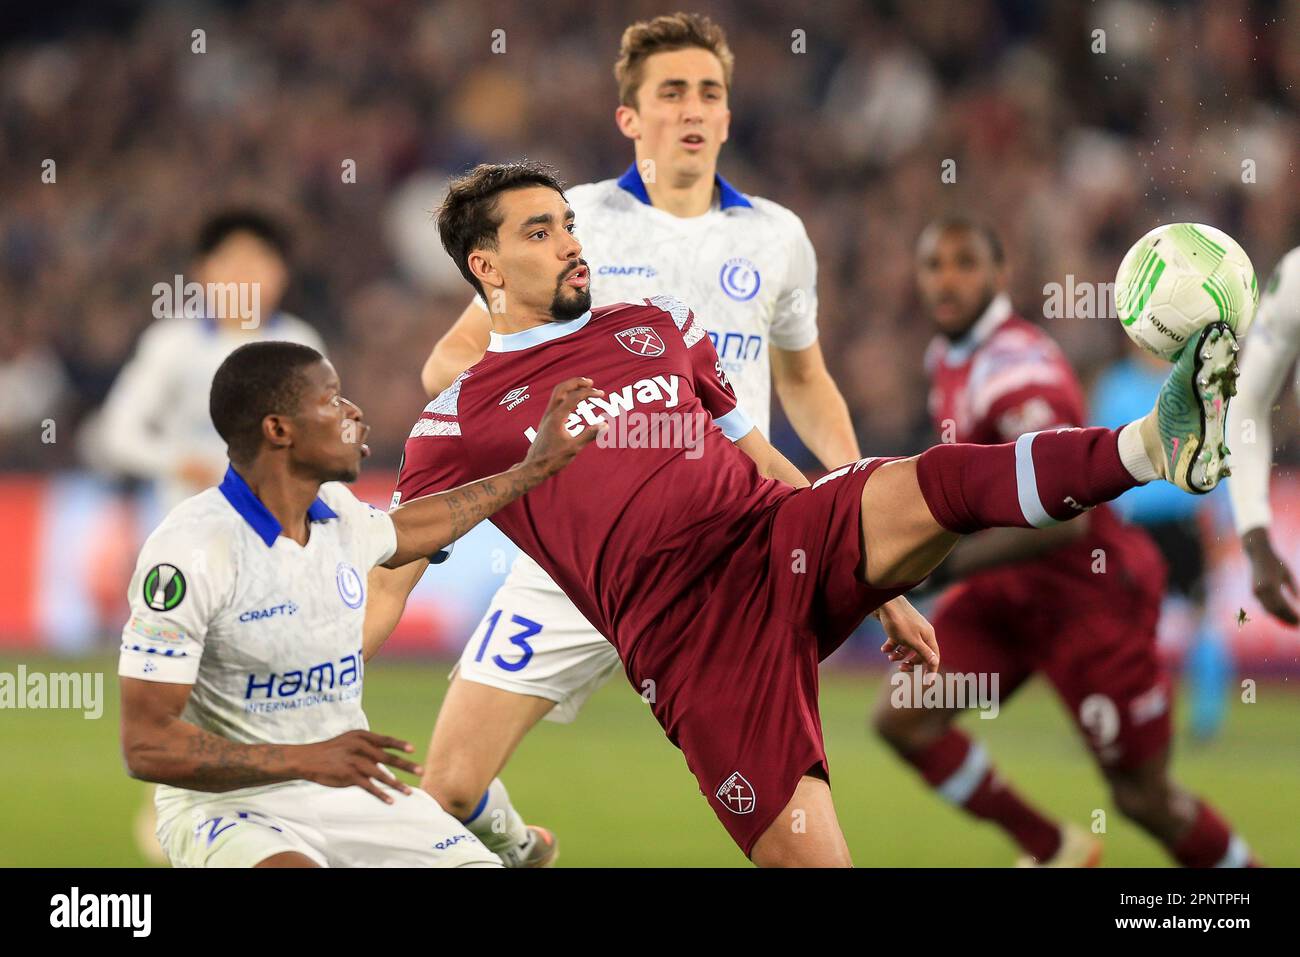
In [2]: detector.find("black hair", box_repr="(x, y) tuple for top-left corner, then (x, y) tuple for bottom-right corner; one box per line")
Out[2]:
(436, 161), (568, 300)
(210, 341), (323, 463)
(197, 209), (291, 261)
(924, 214), (1005, 265)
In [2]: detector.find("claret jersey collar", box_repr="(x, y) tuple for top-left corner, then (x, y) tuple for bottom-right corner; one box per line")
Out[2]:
(615, 163), (753, 211)
(218, 464), (339, 547)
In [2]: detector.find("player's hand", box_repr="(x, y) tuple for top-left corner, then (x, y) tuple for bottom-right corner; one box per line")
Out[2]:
(523, 377), (608, 477)
(876, 596), (940, 673)
(297, 730), (424, 804)
(1244, 529), (1298, 626)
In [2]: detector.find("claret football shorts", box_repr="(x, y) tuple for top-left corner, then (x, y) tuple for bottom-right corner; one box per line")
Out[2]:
(629, 456), (922, 856)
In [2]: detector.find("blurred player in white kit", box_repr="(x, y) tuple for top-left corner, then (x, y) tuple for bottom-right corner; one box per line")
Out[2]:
(1228, 244), (1300, 625)
(365, 12), (932, 865)
(87, 210), (323, 511)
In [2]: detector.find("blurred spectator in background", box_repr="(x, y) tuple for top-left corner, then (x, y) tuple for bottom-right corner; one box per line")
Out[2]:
(0, 0), (1294, 475)
(1, 0), (1297, 666)
(1092, 348), (1232, 741)
(79, 209), (323, 511)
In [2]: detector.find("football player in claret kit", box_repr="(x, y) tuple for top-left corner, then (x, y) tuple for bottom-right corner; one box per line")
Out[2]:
(368, 11), (931, 868)
(116, 340), (601, 867)
(369, 161), (1243, 865)
(870, 217), (1257, 868)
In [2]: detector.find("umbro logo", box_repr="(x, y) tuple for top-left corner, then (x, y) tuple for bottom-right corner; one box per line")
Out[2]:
(500, 386), (530, 411)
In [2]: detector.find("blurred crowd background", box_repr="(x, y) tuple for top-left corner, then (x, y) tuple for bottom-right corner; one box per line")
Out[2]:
(3, 0), (1298, 474)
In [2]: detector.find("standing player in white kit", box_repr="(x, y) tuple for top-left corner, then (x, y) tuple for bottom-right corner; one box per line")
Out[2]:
(364, 13), (932, 865)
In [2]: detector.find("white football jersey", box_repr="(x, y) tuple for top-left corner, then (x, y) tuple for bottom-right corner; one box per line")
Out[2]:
(473, 166), (819, 438)
(1227, 246), (1300, 534)
(118, 468), (397, 815)
(91, 314), (324, 510)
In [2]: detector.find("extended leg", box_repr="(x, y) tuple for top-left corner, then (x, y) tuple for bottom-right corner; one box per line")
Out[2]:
(859, 323), (1240, 588)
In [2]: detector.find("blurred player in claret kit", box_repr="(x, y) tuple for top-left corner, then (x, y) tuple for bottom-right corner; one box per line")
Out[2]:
(871, 217), (1257, 867)
(116, 340), (599, 867)
(1228, 245), (1300, 627)
(364, 12), (931, 866)
(369, 161), (1242, 866)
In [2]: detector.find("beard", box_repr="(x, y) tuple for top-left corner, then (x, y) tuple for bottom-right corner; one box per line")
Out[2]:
(938, 285), (997, 341)
(549, 262), (592, 322)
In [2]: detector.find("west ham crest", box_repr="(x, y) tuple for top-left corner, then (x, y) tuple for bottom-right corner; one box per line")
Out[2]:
(716, 771), (756, 815)
(615, 326), (665, 357)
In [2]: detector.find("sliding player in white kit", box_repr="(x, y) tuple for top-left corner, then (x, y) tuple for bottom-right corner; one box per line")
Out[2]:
(1228, 245), (1300, 625)
(87, 210), (324, 863)
(117, 340), (601, 866)
(363, 13), (932, 865)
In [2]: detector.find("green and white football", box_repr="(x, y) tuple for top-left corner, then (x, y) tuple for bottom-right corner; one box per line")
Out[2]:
(1114, 223), (1258, 361)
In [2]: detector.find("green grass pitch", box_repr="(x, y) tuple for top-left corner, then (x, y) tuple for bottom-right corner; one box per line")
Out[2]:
(1, 655), (1294, 866)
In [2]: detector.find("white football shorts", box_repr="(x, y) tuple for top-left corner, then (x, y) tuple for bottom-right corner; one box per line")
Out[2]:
(156, 780), (500, 868)
(452, 551), (623, 724)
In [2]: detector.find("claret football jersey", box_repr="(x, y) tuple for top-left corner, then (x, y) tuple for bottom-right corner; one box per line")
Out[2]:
(394, 296), (795, 654)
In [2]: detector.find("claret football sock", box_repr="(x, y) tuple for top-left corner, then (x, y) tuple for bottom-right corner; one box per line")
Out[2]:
(461, 777), (530, 855)
(900, 728), (1062, 862)
(1171, 800), (1257, 868)
(915, 426), (1141, 535)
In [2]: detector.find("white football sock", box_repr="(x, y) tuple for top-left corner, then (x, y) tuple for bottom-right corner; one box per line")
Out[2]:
(463, 777), (529, 854)
(1118, 418), (1160, 483)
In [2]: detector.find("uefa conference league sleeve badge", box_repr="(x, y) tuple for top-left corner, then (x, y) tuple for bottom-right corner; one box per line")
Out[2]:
(142, 564), (187, 612)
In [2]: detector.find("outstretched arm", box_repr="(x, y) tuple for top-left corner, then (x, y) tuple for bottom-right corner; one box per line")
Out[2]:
(383, 378), (607, 567)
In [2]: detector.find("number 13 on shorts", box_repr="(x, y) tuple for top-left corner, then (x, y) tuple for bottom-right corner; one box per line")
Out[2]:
(472, 609), (542, 672)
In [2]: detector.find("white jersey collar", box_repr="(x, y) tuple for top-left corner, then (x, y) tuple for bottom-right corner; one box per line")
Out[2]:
(487, 310), (594, 353)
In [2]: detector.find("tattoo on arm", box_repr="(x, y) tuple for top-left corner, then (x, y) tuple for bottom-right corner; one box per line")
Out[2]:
(173, 726), (297, 792)
(439, 470), (536, 540)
